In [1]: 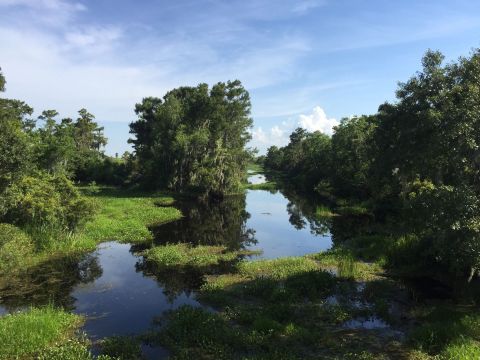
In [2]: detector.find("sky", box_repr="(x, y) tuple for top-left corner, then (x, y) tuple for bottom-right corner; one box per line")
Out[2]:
(1, 0), (480, 155)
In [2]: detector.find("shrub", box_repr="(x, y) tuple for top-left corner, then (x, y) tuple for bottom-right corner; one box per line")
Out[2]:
(1, 172), (95, 231)
(0, 223), (34, 273)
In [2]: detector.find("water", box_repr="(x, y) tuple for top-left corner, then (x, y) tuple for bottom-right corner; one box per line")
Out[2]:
(151, 176), (332, 259)
(72, 242), (201, 339)
(0, 173), (333, 357)
(247, 173), (266, 184)
(245, 189), (331, 259)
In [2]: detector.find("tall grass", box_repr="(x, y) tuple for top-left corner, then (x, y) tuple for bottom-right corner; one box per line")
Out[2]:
(0, 306), (83, 359)
(145, 243), (250, 269)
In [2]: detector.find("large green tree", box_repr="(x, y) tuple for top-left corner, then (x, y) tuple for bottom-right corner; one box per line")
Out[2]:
(129, 80), (253, 196)
(330, 115), (376, 199)
(372, 49), (480, 280)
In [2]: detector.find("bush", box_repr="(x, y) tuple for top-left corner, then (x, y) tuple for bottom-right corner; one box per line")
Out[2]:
(1, 172), (95, 231)
(0, 223), (34, 274)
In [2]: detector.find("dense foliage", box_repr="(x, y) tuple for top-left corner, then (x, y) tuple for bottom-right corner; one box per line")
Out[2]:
(0, 70), (100, 249)
(129, 80), (253, 197)
(265, 49), (480, 283)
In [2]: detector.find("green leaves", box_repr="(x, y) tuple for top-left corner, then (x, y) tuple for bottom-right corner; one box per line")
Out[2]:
(130, 80), (253, 196)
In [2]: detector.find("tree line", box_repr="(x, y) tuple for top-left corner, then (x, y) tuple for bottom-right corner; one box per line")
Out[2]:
(264, 50), (480, 284)
(0, 69), (253, 247)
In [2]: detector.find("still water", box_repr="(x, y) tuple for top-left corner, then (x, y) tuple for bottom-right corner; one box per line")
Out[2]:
(0, 174), (332, 356)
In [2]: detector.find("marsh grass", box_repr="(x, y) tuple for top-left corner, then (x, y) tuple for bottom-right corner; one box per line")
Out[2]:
(144, 243), (260, 272)
(409, 306), (480, 355)
(0, 223), (34, 274)
(0, 306), (83, 359)
(244, 181), (277, 191)
(0, 188), (182, 274)
(246, 162), (264, 175)
(100, 336), (143, 359)
(79, 189), (181, 245)
(157, 253), (409, 359)
(315, 205), (336, 218)
(312, 250), (382, 281)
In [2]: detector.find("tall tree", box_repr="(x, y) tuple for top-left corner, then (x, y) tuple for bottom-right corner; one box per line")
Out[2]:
(130, 80), (253, 196)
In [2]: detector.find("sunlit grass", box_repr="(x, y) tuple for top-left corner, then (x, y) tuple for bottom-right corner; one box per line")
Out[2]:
(144, 243), (258, 270)
(0, 306), (83, 359)
(315, 205), (336, 218)
(244, 181), (277, 191)
(79, 192), (181, 245)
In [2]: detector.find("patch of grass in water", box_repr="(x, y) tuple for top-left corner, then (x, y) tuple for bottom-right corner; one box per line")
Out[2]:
(336, 204), (372, 217)
(79, 189), (182, 245)
(246, 162), (264, 174)
(244, 181), (277, 191)
(144, 244), (260, 271)
(315, 205), (336, 218)
(100, 336), (143, 359)
(157, 252), (404, 359)
(311, 249), (383, 281)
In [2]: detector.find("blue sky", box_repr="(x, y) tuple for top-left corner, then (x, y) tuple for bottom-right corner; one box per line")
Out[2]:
(1, 0), (480, 155)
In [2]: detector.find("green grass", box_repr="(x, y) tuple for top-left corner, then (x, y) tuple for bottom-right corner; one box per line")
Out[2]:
(311, 249), (383, 281)
(100, 336), (143, 359)
(0, 187), (182, 273)
(409, 306), (480, 356)
(79, 189), (181, 245)
(0, 306), (84, 359)
(247, 162), (264, 174)
(0, 223), (34, 274)
(244, 181), (277, 191)
(315, 205), (336, 218)
(144, 243), (259, 271)
(335, 204), (372, 216)
(154, 252), (415, 359)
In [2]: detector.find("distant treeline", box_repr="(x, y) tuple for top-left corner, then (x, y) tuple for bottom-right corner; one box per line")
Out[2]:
(264, 50), (480, 283)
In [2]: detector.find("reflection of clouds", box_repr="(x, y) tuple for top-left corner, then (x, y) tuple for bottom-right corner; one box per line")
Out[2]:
(248, 174), (267, 184)
(245, 188), (332, 259)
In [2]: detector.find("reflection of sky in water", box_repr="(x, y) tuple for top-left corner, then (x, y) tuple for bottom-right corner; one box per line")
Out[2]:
(248, 174), (266, 184)
(72, 242), (200, 339)
(343, 317), (389, 330)
(245, 190), (332, 259)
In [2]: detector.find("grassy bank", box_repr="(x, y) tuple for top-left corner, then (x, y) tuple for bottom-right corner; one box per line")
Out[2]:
(0, 306), (84, 359)
(244, 180), (277, 191)
(79, 187), (181, 246)
(0, 187), (182, 283)
(0, 306), (147, 359)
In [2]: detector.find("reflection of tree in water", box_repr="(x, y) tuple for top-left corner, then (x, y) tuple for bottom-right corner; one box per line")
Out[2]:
(0, 253), (102, 312)
(151, 194), (257, 251)
(283, 191), (331, 236)
(135, 261), (204, 303)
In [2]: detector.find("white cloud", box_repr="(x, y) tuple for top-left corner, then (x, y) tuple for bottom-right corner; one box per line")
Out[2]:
(251, 124), (289, 146)
(298, 106), (338, 135)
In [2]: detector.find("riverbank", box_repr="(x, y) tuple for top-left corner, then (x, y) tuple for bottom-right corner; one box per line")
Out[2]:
(0, 187), (182, 276)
